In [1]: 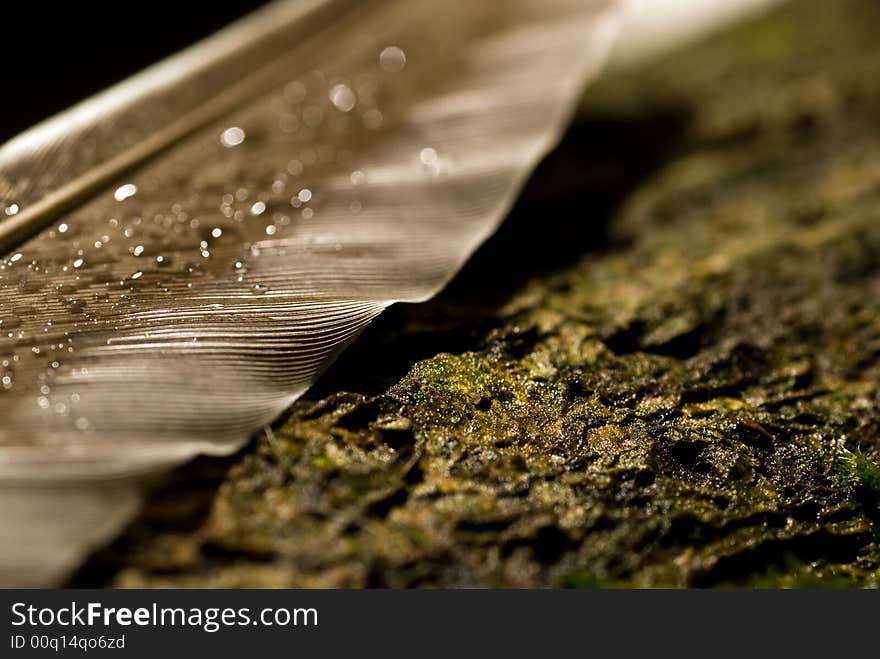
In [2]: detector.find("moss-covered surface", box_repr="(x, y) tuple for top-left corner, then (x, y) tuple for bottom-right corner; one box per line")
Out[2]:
(78, 0), (880, 587)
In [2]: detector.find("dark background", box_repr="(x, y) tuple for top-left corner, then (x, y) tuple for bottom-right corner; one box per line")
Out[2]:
(2, 1), (269, 142)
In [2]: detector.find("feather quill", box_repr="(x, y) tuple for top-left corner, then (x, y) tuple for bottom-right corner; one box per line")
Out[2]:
(0, 0), (784, 586)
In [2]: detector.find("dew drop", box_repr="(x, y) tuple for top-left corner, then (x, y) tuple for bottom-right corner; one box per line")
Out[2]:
(58, 223), (69, 233)
(250, 201), (267, 216)
(114, 183), (138, 202)
(329, 83), (357, 112)
(220, 126), (246, 147)
(287, 159), (304, 176)
(420, 147), (438, 165)
(251, 283), (269, 295)
(297, 188), (313, 203)
(379, 46), (407, 72)
(133, 245), (145, 256)
(211, 227), (223, 239)
(284, 80), (307, 103)
(362, 109), (383, 130)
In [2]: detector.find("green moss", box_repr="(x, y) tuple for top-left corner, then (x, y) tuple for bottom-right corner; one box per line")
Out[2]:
(835, 447), (880, 519)
(836, 447), (880, 487)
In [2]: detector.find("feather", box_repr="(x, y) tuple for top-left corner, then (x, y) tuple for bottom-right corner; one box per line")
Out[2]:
(0, 0), (621, 586)
(0, 0), (786, 586)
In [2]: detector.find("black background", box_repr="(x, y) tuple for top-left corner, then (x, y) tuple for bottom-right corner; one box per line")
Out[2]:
(2, 1), (269, 142)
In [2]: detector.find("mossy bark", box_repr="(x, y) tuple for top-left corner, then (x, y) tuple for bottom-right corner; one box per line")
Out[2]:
(78, 0), (880, 587)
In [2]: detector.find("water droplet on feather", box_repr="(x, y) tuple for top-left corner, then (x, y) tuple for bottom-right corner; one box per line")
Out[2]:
(329, 84), (357, 112)
(114, 184), (137, 201)
(220, 126), (246, 147)
(379, 46), (406, 72)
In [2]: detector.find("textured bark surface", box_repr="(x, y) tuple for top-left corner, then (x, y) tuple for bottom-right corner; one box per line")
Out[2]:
(78, 0), (880, 588)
